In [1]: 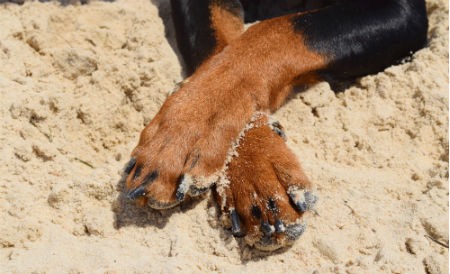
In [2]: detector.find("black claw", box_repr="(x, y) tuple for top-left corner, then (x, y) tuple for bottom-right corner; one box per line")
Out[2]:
(124, 157), (136, 174)
(275, 220), (285, 233)
(175, 175), (187, 201)
(274, 128), (286, 139)
(288, 190), (310, 213)
(305, 191), (318, 209)
(144, 170), (159, 184)
(251, 205), (262, 220)
(296, 201), (308, 212)
(175, 191), (185, 201)
(133, 166), (142, 180)
(261, 222), (274, 236)
(285, 223), (306, 241)
(271, 121), (286, 139)
(126, 171), (158, 200)
(230, 210), (244, 237)
(126, 184), (147, 200)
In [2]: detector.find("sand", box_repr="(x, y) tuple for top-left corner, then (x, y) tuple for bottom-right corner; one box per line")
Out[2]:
(0, 0), (448, 273)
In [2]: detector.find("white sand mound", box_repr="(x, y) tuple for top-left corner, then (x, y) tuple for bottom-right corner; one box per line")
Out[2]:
(0, 0), (447, 273)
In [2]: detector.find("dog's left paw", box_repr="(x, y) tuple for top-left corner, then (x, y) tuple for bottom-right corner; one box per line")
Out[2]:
(214, 114), (317, 251)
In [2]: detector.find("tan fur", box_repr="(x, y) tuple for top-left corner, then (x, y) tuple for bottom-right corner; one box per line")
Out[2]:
(210, 3), (244, 53)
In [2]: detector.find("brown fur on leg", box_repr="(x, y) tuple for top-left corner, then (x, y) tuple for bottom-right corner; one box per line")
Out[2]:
(214, 113), (317, 250)
(124, 14), (324, 210)
(210, 1), (244, 54)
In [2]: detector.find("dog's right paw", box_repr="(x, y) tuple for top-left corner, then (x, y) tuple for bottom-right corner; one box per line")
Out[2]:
(214, 114), (317, 251)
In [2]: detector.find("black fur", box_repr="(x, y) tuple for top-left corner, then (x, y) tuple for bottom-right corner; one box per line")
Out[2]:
(171, 0), (428, 81)
(239, 0), (338, 22)
(292, 0), (428, 80)
(170, 0), (216, 75)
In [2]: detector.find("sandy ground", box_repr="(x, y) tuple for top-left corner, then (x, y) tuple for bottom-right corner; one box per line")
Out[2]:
(0, 0), (448, 273)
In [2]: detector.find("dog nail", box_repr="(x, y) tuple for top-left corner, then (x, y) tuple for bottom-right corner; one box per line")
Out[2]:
(296, 201), (308, 212)
(285, 223), (306, 240)
(127, 184), (147, 200)
(127, 171), (158, 200)
(270, 121), (286, 139)
(230, 210), (244, 237)
(144, 170), (159, 185)
(133, 166), (142, 180)
(261, 222), (275, 236)
(275, 219), (285, 233)
(305, 191), (318, 209)
(288, 188), (313, 213)
(124, 157), (136, 174)
(176, 175), (188, 201)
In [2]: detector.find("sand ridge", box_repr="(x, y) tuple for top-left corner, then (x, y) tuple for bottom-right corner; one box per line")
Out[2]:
(0, 0), (448, 273)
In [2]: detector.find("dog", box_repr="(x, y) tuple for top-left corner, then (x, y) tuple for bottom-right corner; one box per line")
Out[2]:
(123, 0), (428, 250)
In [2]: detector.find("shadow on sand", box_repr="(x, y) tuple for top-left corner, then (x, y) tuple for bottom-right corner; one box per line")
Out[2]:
(112, 172), (204, 230)
(113, 168), (294, 263)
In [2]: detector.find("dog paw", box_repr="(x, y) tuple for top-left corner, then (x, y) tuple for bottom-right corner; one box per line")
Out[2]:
(123, 76), (257, 209)
(214, 114), (317, 251)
